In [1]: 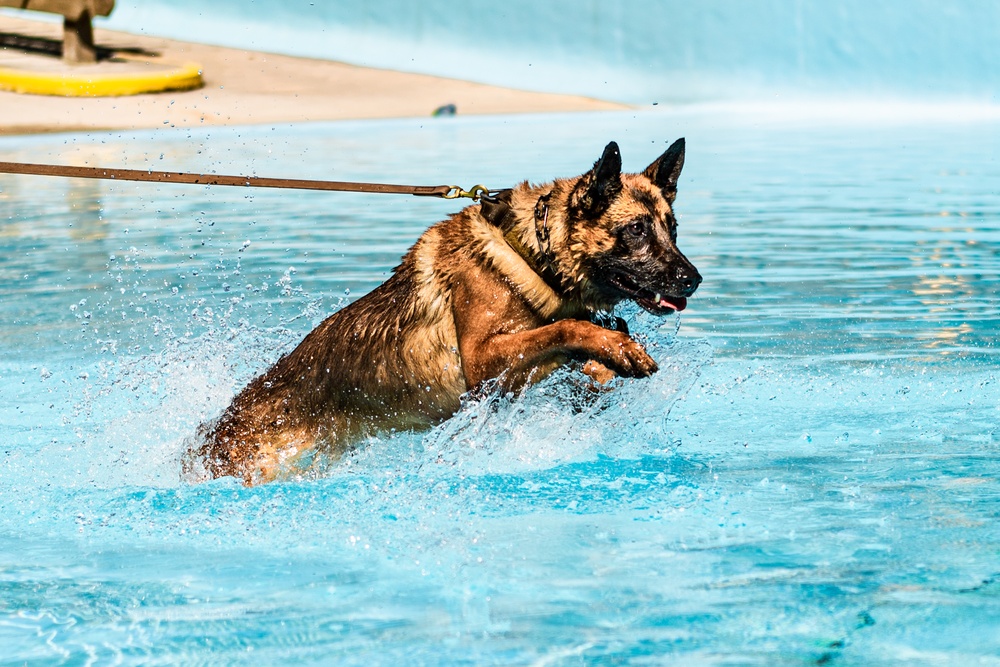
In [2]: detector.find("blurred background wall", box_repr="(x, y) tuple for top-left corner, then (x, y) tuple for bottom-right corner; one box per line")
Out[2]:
(90, 0), (1000, 104)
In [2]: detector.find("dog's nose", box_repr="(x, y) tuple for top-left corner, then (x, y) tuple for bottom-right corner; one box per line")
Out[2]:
(676, 265), (702, 296)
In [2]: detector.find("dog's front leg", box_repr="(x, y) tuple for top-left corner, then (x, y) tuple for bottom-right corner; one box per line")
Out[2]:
(452, 278), (657, 389)
(461, 318), (658, 388)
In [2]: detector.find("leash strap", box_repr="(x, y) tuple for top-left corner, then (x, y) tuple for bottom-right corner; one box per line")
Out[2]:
(0, 160), (492, 200)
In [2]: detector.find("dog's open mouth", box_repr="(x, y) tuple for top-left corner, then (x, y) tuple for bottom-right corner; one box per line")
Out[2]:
(608, 273), (686, 315)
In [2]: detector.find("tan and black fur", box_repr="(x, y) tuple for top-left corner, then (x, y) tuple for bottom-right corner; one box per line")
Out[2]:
(185, 140), (701, 484)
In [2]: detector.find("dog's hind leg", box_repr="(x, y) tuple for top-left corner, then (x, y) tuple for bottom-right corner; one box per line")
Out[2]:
(187, 414), (321, 485)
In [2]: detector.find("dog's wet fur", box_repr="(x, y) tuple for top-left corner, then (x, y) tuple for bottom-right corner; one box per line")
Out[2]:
(184, 140), (701, 484)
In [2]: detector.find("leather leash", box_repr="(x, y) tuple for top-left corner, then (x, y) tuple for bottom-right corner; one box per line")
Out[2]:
(0, 160), (492, 200)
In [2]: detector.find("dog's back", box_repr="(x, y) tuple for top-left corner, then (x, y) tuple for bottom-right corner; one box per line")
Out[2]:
(188, 215), (475, 483)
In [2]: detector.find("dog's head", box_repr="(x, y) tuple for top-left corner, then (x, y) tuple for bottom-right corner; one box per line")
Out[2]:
(555, 140), (701, 314)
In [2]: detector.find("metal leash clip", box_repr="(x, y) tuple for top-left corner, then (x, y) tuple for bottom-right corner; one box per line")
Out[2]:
(443, 184), (491, 201)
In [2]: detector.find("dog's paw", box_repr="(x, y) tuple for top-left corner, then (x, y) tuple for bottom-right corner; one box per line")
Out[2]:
(600, 331), (658, 378)
(581, 360), (619, 385)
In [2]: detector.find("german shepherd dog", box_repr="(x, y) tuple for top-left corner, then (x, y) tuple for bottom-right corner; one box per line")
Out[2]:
(184, 140), (701, 485)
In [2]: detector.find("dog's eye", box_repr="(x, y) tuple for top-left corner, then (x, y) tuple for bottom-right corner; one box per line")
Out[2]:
(625, 221), (647, 238)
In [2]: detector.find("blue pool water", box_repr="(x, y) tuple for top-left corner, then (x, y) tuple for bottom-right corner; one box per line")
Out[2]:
(1, 108), (998, 664)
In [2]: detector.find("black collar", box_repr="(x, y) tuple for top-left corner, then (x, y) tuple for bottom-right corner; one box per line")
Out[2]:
(480, 190), (565, 293)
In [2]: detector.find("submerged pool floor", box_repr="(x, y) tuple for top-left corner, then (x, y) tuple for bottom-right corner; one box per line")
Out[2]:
(1, 109), (998, 664)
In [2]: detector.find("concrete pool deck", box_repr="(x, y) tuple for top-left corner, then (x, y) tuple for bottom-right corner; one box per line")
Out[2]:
(0, 14), (627, 136)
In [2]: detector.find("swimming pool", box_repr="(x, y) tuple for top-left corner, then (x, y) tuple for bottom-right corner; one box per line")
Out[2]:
(1, 108), (998, 664)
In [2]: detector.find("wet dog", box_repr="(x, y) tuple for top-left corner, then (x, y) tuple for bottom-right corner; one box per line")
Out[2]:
(184, 140), (701, 484)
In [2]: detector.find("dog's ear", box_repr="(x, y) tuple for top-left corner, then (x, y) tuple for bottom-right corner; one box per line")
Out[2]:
(643, 138), (685, 204)
(573, 141), (623, 217)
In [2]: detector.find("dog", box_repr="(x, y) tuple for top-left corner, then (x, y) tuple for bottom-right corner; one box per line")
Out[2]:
(184, 140), (701, 485)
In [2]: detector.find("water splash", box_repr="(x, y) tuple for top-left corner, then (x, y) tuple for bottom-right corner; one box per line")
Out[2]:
(410, 311), (712, 477)
(83, 299), (712, 487)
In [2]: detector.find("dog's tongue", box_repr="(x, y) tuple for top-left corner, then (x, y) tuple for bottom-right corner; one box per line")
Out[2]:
(637, 294), (687, 314)
(660, 296), (687, 312)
